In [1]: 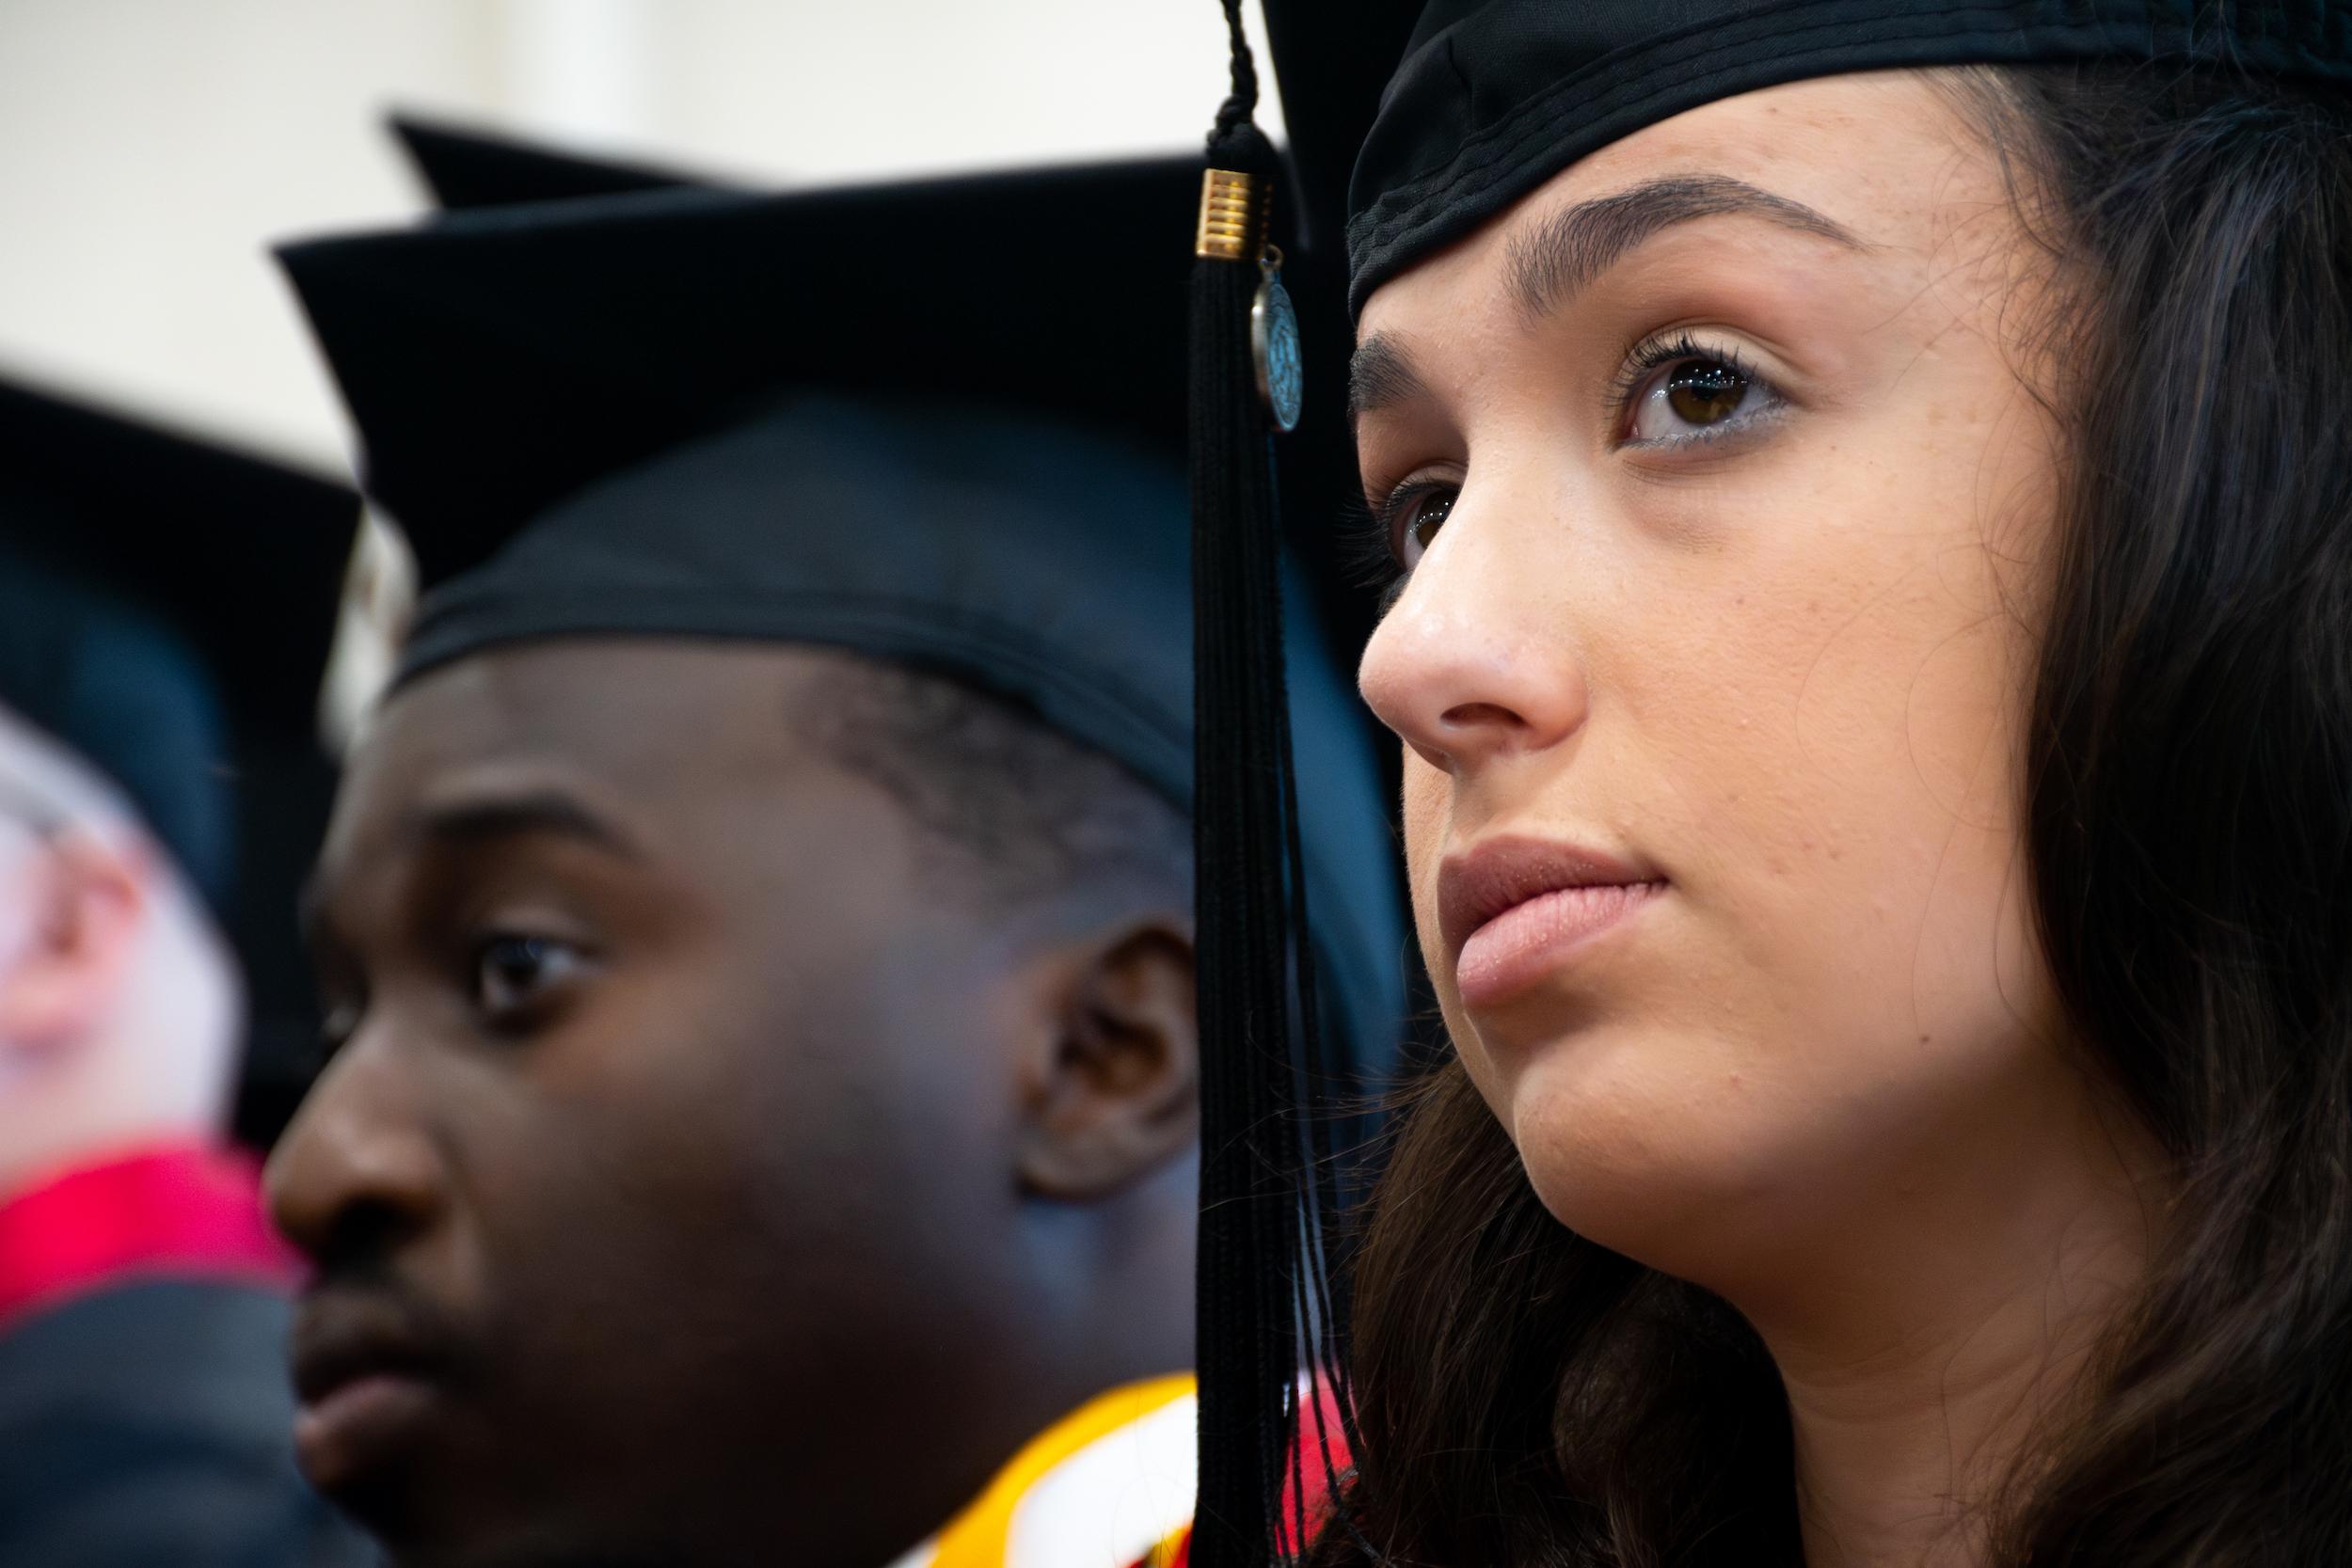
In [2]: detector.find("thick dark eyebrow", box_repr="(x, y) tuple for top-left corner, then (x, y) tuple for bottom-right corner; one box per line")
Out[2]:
(296, 784), (642, 953)
(1504, 173), (1866, 325)
(1347, 331), (1434, 425)
(397, 789), (644, 863)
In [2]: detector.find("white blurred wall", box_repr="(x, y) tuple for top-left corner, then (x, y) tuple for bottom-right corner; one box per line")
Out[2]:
(0, 0), (1279, 467)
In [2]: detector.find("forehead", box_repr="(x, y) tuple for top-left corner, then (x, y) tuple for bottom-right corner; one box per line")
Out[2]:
(1358, 70), (1999, 335)
(325, 639), (855, 867)
(374, 640), (822, 775)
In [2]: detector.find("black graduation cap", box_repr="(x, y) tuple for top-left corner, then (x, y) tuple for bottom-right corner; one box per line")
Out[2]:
(277, 157), (1407, 1085)
(1345, 0), (2352, 314)
(1260, 0), (1424, 259)
(386, 110), (716, 210)
(0, 376), (362, 1146)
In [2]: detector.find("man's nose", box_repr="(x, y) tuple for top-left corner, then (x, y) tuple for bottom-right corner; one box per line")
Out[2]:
(265, 1024), (444, 1266)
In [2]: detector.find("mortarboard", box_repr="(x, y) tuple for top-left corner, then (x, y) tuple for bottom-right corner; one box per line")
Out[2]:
(0, 376), (362, 1146)
(1183, 2), (2352, 1563)
(1346, 1), (2352, 314)
(276, 157), (1409, 1091)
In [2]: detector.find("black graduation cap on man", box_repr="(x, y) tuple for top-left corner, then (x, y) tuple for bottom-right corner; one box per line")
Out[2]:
(280, 156), (1404, 1070)
(0, 378), (360, 1144)
(1184, 1), (2352, 1564)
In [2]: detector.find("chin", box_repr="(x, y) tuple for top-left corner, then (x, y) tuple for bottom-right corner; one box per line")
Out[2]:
(1490, 1020), (1832, 1286)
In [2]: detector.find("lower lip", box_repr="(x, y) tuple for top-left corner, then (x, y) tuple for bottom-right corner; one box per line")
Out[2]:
(294, 1372), (439, 1493)
(1454, 881), (1662, 1009)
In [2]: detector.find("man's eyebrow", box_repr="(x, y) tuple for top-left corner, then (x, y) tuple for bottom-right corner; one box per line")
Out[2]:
(1504, 173), (1866, 324)
(1348, 331), (1433, 424)
(397, 788), (645, 863)
(294, 787), (638, 953)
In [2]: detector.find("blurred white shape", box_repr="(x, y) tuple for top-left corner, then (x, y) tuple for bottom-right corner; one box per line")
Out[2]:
(317, 509), (419, 760)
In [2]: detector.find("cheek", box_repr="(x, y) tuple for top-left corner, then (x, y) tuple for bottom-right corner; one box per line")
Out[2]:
(1496, 370), (2065, 1255)
(435, 944), (790, 1314)
(1656, 374), (2056, 1046)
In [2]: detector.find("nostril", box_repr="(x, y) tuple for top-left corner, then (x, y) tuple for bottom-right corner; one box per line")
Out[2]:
(310, 1196), (426, 1275)
(1439, 702), (1526, 731)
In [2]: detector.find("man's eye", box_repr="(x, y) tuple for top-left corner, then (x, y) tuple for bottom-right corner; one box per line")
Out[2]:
(1622, 346), (1783, 446)
(469, 934), (586, 1019)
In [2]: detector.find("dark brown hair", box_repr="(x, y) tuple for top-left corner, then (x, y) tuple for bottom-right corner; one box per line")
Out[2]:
(1312, 62), (2352, 1567)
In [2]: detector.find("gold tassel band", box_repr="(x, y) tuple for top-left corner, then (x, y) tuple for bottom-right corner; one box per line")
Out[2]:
(1196, 167), (1266, 262)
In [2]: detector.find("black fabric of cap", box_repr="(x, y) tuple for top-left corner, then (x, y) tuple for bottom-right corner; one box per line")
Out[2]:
(1263, 0), (1426, 258)
(0, 377), (358, 907)
(0, 556), (229, 889)
(383, 110), (1396, 714)
(285, 161), (1207, 589)
(278, 157), (1407, 1078)
(1345, 0), (2352, 314)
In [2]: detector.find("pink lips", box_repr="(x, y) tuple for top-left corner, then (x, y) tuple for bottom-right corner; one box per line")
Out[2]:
(1437, 837), (1665, 1008)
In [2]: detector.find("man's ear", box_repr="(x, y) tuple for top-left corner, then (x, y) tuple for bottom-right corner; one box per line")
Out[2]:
(0, 829), (149, 1057)
(1015, 920), (1199, 1202)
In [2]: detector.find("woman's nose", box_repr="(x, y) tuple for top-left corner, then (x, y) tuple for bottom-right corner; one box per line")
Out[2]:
(1357, 494), (1589, 774)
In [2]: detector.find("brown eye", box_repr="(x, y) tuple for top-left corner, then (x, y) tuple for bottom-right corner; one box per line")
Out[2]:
(1393, 487), (1456, 568)
(1626, 348), (1780, 445)
(470, 933), (586, 1022)
(1666, 359), (1748, 425)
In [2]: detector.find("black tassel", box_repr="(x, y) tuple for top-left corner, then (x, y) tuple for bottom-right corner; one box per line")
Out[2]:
(1188, 3), (1351, 1563)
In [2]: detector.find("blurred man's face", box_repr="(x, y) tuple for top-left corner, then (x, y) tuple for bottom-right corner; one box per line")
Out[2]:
(271, 641), (1067, 1568)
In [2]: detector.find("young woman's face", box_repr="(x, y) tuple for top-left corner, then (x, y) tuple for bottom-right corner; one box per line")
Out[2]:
(1356, 71), (2073, 1286)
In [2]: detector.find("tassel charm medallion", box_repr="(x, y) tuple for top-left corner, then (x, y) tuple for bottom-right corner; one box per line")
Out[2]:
(1251, 249), (1302, 435)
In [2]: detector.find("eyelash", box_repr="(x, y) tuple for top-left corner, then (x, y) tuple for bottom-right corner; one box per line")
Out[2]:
(1354, 329), (1780, 600)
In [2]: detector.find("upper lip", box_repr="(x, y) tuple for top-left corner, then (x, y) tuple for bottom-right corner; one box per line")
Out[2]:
(1437, 835), (1664, 960)
(291, 1293), (453, 1407)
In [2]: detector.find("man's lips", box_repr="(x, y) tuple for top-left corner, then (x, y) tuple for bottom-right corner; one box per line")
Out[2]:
(1437, 836), (1666, 1008)
(289, 1295), (454, 1494)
